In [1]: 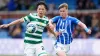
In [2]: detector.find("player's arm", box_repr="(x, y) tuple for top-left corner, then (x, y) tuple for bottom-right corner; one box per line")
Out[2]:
(49, 16), (60, 30)
(78, 21), (91, 34)
(46, 25), (60, 37)
(48, 19), (55, 29)
(0, 18), (24, 28)
(72, 17), (91, 34)
(47, 16), (61, 37)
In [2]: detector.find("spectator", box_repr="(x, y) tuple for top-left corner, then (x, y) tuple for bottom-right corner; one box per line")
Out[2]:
(98, 0), (100, 9)
(85, 1), (91, 9)
(0, 17), (3, 25)
(76, 2), (84, 10)
(77, 0), (97, 10)
(0, 0), (8, 11)
(78, 30), (87, 39)
(7, 0), (16, 11)
(9, 24), (23, 38)
(95, 31), (100, 39)
(84, 13), (92, 27)
(48, 3), (55, 11)
(89, 2), (97, 9)
(91, 14), (99, 36)
(16, 0), (26, 10)
(73, 29), (79, 38)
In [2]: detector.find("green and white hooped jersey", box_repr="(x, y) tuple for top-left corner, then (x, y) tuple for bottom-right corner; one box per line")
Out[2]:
(23, 13), (49, 44)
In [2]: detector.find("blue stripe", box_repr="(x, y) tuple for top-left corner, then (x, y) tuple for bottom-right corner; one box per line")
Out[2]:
(64, 21), (66, 44)
(60, 19), (63, 44)
(58, 19), (61, 44)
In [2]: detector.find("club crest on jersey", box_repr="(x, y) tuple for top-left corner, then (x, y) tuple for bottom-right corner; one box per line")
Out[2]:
(59, 29), (67, 33)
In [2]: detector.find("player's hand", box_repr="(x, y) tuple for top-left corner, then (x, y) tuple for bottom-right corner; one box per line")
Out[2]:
(55, 32), (61, 38)
(0, 24), (9, 28)
(87, 29), (91, 34)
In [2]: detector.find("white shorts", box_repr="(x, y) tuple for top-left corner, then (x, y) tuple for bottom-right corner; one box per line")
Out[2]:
(54, 42), (70, 54)
(24, 43), (47, 56)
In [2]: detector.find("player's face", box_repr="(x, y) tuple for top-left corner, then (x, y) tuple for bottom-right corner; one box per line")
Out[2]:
(37, 5), (46, 18)
(59, 7), (68, 18)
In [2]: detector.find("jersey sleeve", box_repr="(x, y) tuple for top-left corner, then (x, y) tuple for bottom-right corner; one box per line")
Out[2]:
(51, 16), (59, 23)
(72, 17), (80, 25)
(46, 19), (49, 26)
(22, 13), (32, 22)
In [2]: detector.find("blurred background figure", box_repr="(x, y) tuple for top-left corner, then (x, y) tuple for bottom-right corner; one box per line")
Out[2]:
(9, 24), (23, 38)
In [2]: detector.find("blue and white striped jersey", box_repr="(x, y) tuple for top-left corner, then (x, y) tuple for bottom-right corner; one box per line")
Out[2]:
(52, 16), (80, 44)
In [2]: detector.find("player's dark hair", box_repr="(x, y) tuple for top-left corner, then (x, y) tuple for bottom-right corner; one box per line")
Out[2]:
(36, 1), (48, 11)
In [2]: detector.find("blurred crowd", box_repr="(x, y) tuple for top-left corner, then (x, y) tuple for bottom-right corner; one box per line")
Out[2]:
(76, 0), (97, 10)
(0, 0), (100, 11)
(0, 0), (38, 11)
(72, 13), (100, 39)
(0, 0), (100, 39)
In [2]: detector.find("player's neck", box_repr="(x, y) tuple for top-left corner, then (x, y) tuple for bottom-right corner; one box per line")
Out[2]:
(39, 16), (43, 18)
(37, 13), (44, 18)
(62, 15), (68, 19)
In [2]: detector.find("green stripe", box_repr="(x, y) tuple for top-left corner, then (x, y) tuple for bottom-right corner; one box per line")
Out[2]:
(24, 18), (27, 22)
(37, 24), (45, 28)
(25, 33), (42, 39)
(24, 40), (42, 44)
(38, 18), (45, 23)
(27, 15), (36, 21)
(35, 31), (42, 34)
(45, 21), (49, 24)
(38, 18), (49, 24)
(38, 52), (47, 56)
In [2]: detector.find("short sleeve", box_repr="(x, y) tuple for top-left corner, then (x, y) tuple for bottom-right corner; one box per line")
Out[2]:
(22, 15), (30, 22)
(22, 13), (34, 22)
(46, 20), (49, 26)
(51, 16), (60, 23)
(72, 18), (80, 25)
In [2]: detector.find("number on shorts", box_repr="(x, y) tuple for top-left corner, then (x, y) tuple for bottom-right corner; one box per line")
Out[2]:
(41, 46), (44, 50)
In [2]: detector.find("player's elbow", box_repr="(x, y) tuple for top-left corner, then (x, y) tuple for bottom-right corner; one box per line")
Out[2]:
(78, 22), (86, 28)
(19, 18), (24, 23)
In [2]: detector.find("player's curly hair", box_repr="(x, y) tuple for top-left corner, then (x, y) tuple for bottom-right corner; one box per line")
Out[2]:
(36, 1), (48, 11)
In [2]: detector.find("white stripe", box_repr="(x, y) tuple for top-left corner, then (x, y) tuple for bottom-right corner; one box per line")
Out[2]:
(57, 18), (60, 31)
(57, 18), (60, 26)
(25, 37), (42, 41)
(26, 32), (42, 36)
(38, 22), (47, 27)
(57, 19), (61, 42)
(31, 21), (46, 27)
(33, 33), (42, 36)
(31, 20), (47, 27)
(59, 19), (62, 43)
(65, 20), (69, 44)
(37, 29), (43, 32)
(69, 20), (72, 43)
(62, 22), (66, 44)
(25, 16), (30, 22)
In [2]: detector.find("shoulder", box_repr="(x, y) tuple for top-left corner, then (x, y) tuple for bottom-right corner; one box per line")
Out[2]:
(68, 16), (77, 20)
(54, 16), (61, 18)
(29, 13), (37, 16)
(52, 16), (61, 19)
(43, 16), (49, 21)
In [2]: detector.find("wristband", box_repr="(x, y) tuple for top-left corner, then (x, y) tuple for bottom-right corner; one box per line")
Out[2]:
(84, 28), (89, 33)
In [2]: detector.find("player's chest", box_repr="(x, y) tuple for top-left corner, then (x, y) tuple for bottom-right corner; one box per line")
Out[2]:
(57, 20), (72, 28)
